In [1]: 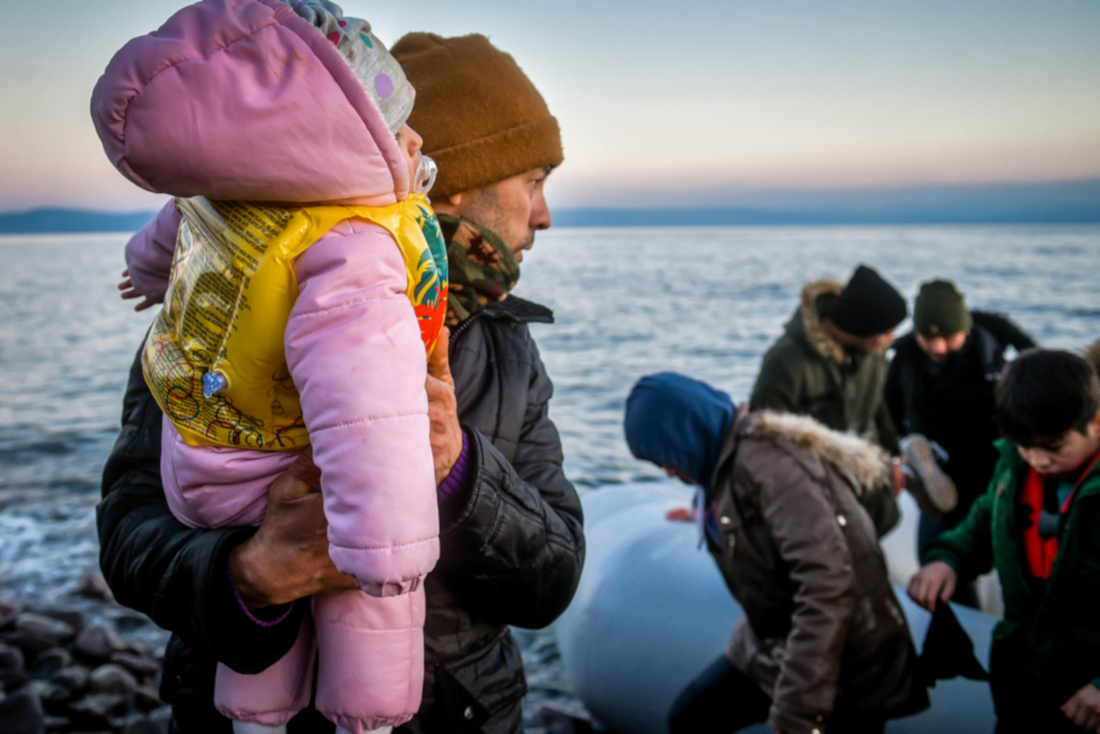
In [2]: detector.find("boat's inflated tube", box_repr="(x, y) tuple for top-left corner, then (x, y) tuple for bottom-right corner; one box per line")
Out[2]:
(555, 483), (998, 734)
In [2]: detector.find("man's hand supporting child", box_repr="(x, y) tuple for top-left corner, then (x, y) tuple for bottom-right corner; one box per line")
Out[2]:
(229, 328), (467, 610)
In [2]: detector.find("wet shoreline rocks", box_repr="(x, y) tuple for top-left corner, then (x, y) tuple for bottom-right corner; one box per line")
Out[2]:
(2, 574), (597, 734)
(0, 576), (169, 734)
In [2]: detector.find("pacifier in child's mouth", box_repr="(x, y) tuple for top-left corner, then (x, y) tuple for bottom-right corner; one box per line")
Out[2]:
(413, 153), (438, 196)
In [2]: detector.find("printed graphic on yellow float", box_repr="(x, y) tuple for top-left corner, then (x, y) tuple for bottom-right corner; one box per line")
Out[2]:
(142, 195), (448, 450)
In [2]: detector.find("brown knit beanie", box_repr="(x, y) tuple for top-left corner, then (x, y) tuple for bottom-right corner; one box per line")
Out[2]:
(390, 33), (563, 198)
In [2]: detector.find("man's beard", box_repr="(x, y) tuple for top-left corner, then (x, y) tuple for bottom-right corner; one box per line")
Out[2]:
(514, 229), (535, 254)
(460, 189), (533, 257)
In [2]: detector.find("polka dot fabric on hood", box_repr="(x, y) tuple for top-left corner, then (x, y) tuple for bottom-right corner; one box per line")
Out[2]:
(281, 0), (415, 135)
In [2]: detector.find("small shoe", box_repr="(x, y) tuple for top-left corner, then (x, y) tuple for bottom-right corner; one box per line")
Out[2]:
(901, 434), (958, 515)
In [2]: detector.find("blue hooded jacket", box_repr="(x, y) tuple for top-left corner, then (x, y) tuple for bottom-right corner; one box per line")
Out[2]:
(624, 372), (735, 494)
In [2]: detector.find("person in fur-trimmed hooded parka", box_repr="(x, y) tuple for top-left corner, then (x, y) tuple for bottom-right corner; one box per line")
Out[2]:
(751, 266), (907, 452)
(626, 373), (926, 734)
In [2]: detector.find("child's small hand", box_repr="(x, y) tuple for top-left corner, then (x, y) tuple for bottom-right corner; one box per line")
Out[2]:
(1063, 683), (1100, 732)
(118, 269), (156, 312)
(907, 561), (957, 612)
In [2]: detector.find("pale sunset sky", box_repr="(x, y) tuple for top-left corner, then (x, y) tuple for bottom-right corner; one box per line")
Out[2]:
(0, 0), (1098, 212)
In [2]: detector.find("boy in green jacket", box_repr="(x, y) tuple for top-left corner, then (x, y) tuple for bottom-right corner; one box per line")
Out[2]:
(909, 349), (1100, 733)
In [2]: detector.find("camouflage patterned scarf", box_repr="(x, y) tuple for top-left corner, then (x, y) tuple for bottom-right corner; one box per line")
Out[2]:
(438, 213), (521, 326)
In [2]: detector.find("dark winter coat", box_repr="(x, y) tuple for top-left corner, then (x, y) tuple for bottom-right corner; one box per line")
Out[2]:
(885, 311), (1036, 526)
(923, 440), (1100, 715)
(711, 408), (924, 734)
(97, 295), (585, 734)
(751, 280), (898, 452)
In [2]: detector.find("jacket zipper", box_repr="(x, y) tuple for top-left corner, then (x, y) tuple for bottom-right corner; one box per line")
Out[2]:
(448, 311), (485, 348)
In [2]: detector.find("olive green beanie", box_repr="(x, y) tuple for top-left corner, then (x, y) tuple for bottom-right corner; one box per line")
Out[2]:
(390, 33), (563, 198)
(914, 280), (973, 336)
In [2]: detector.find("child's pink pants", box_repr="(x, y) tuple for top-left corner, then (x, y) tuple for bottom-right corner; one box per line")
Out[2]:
(214, 590), (425, 733)
(160, 419), (426, 733)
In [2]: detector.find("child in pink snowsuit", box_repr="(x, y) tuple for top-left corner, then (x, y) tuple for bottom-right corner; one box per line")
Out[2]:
(91, 2), (444, 733)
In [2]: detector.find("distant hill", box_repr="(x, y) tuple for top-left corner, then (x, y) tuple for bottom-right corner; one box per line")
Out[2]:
(2, 179), (1098, 232)
(554, 179), (1100, 227)
(0, 208), (157, 234)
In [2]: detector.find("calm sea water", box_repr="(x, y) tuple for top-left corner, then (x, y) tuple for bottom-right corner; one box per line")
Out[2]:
(1, 225), (1098, 716)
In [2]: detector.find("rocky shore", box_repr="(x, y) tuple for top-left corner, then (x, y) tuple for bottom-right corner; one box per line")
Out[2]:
(0, 568), (596, 734)
(0, 571), (169, 734)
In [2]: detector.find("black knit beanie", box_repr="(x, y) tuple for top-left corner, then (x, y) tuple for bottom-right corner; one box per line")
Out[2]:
(914, 280), (972, 336)
(829, 265), (907, 338)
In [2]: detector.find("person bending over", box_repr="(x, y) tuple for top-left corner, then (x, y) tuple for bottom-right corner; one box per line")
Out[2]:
(626, 373), (926, 734)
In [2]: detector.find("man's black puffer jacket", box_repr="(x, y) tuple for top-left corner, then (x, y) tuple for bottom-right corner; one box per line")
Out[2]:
(96, 295), (585, 734)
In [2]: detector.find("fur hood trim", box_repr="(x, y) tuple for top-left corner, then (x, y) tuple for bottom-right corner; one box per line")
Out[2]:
(748, 410), (890, 493)
(800, 279), (847, 365)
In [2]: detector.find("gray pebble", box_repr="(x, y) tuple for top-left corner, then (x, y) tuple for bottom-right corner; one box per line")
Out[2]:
(0, 642), (24, 668)
(36, 610), (85, 638)
(26, 682), (73, 708)
(0, 689), (45, 734)
(89, 663), (138, 697)
(15, 614), (76, 643)
(4, 630), (62, 659)
(65, 691), (128, 728)
(110, 652), (159, 679)
(120, 713), (165, 734)
(110, 612), (150, 633)
(53, 665), (90, 693)
(133, 685), (162, 712)
(148, 704), (172, 732)
(75, 570), (113, 601)
(31, 648), (72, 680)
(123, 641), (148, 658)
(0, 600), (19, 634)
(73, 626), (125, 663)
(0, 642), (29, 689)
(36, 681), (72, 706)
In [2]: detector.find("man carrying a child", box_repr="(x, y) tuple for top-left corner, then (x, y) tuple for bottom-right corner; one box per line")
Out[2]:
(99, 31), (583, 734)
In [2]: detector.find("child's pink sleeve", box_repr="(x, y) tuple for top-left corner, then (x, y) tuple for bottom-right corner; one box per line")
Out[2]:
(124, 201), (180, 303)
(285, 218), (440, 596)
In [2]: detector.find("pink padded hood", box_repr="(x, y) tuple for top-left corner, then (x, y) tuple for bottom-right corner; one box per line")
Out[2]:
(91, 0), (410, 205)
